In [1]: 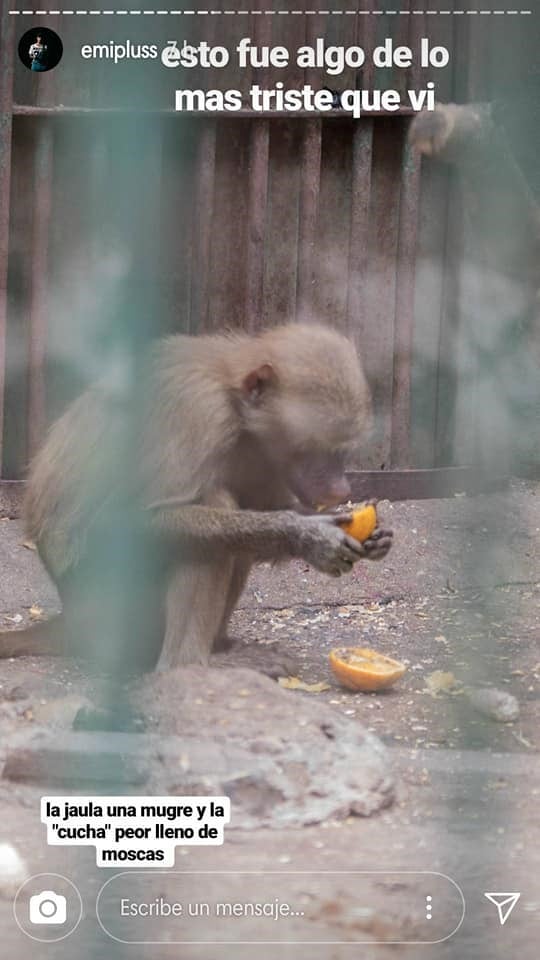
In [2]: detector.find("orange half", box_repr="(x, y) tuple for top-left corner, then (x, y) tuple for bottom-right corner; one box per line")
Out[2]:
(329, 647), (407, 692)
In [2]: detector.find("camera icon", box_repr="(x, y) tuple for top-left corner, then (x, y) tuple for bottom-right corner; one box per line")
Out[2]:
(29, 890), (67, 925)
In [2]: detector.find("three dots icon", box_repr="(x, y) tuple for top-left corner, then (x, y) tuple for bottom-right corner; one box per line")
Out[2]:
(426, 895), (433, 920)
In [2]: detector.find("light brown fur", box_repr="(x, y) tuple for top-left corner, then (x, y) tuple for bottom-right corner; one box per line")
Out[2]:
(2, 323), (392, 672)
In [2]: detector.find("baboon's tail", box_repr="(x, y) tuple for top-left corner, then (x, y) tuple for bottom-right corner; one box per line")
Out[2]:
(0, 615), (64, 658)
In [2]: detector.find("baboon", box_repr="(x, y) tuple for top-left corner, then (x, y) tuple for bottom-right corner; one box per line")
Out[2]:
(0, 323), (392, 674)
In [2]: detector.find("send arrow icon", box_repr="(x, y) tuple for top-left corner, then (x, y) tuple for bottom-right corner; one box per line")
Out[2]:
(484, 892), (521, 925)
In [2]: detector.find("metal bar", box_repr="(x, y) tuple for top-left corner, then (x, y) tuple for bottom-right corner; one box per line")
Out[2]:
(0, 465), (512, 518)
(27, 121), (54, 460)
(343, 2), (377, 347)
(189, 120), (217, 333)
(465, 7), (491, 101)
(303, 9), (326, 90)
(35, 13), (61, 109)
(347, 466), (508, 502)
(243, 0), (272, 331)
(12, 105), (418, 119)
(394, 0), (414, 97)
(390, 132), (421, 467)
(434, 172), (464, 467)
(365, 119), (403, 470)
(296, 0), (324, 317)
(245, 120), (269, 331)
(409, 4), (425, 91)
(452, 1), (472, 102)
(359, 0), (379, 92)
(251, 0), (273, 94)
(346, 120), (374, 342)
(0, 6), (15, 475)
(296, 118), (322, 321)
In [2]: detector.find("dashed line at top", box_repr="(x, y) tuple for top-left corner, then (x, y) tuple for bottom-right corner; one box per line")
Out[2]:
(6, 9), (535, 16)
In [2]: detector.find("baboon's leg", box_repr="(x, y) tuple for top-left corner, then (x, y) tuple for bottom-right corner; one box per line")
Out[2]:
(212, 557), (253, 653)
(158, 555), (236, 669)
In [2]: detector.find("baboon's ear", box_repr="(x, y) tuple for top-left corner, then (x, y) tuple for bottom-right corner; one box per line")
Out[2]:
(242, 363), (276, 403)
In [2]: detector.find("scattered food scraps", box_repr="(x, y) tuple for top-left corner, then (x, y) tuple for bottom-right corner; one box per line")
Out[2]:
(424, 671), (462, 697)
(278, 677), (331, 693)
(29, 605), (46, 621)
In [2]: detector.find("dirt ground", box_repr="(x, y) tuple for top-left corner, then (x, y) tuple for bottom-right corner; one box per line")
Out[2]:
(0, 482), (539, 959)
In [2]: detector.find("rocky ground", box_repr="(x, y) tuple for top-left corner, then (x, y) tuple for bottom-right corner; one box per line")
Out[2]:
(0, 482), (539, 959)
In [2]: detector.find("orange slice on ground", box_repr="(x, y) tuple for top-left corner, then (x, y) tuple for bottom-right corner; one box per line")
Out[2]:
(329, 647), (407, 692)
(340, 504), (377, 543)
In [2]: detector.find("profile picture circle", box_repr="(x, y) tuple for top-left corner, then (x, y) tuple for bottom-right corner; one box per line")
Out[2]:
(18, 27), (63, 73)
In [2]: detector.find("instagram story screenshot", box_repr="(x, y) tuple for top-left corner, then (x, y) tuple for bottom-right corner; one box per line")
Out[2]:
(0, 2), (539, 958)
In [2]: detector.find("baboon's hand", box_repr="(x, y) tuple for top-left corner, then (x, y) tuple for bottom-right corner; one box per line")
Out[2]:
(361, 526), (393, 561)
(296, 514), (368, 577)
